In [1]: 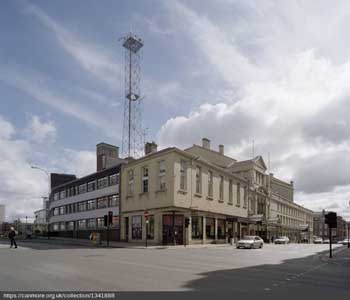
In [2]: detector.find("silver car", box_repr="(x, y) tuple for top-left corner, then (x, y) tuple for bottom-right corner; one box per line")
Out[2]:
(274, 236), (290, 244)
(236, 236), (264, 249)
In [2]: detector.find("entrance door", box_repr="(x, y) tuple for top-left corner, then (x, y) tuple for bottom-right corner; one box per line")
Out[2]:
(124, 217), (129, 242)
(162, 215), (183, 245)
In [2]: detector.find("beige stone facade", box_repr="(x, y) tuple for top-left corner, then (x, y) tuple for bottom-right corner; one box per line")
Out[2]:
(120, 139), (314, 245)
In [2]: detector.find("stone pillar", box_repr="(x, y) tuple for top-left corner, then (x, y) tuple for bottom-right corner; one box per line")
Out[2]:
(214, 218), (218, 242)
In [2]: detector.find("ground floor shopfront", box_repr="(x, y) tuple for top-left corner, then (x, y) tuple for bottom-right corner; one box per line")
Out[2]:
(120, 208), (256, 246)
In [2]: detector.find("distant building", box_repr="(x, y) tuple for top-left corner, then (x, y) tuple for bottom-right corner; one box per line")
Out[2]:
(313, 211), (347, 241)
(48, 143), (124, 241)
(0, 205), (5, 223)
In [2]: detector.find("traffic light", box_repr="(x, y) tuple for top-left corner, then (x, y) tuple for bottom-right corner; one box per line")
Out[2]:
(108, 211), (113, 225)
(104, 215), (108, 227)
(325, 212), (337, 228)
(185, 218), (190, 228)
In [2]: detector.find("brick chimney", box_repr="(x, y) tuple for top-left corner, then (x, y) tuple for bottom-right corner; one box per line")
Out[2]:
(145, 142), (158, 155)
(202, 138), (210, 150)
(219, 144), (224, 155)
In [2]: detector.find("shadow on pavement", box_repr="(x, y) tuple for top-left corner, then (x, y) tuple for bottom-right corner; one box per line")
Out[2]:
(183, 246), (350, 297)
(0, 238), (122, 250)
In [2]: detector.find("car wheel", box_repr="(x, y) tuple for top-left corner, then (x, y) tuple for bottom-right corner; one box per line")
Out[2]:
(259, 243), (263, 248)
(250, 244), (253, 249)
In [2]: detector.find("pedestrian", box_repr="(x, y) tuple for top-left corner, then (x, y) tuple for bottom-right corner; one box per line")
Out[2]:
(8, 227), (18, 249)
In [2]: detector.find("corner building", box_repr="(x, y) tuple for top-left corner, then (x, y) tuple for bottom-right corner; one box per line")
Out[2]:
(121, 142), (249, 245)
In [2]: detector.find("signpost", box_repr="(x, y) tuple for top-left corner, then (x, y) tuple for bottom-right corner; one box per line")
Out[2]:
(325, 212), (337, 258)
(144, 211), (149, 248)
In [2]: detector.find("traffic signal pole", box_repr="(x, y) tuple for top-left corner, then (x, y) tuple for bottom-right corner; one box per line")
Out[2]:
(329, 227), (332, 258)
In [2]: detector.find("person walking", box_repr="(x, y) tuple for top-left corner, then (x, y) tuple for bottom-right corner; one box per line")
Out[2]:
(8, 227), (18, 248)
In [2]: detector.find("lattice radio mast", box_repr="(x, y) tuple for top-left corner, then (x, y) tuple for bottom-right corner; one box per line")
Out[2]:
(121, 33), (144, 158)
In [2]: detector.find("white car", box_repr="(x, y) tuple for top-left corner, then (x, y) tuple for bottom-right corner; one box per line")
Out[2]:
(236, 236), (264, 249)
(274, 236), (290, 244)
(313, 237), (323, 244)
(340, 239), (350, 245)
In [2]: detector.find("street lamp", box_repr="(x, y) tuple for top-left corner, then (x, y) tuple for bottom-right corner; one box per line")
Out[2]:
(31, 165), (50, 239)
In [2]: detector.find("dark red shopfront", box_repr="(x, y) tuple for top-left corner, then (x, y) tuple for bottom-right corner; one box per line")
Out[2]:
(162, 214), (184, 245)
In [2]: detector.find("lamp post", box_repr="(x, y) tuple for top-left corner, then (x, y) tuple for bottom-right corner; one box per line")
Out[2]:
(31, 165), (50, 239)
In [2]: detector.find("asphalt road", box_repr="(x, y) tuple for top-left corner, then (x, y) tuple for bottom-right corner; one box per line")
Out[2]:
(0, 240), (349, 297)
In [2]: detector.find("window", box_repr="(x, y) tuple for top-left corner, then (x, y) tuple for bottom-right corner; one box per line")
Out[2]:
(78, 184), (87, 194)
(191, 216), (203, 239)
(98, 177), (108, 189)
(59, 206), (65, 215)
(219, 176), (224, 201)
(128, 170), (134, 195)
(78, 201), (86, 212)
(109, 195), (119, 207)
(97, 217), (105, 229)
(53, 193), (59, 201)
(217, 219), (226, 239)
(159, 160), (166, 190)
(196, 166), (201, 194)
(132, 216), (142, 240)
(205, 217), (215, 239)
(53, 223), (59, 231)
(243, 186), (247, 208)
(87, 199), (96, 210)
(180, 160), (186, 190)
(53, 207), (59, 216)
(237, 183), (241, 206)
(66, 221), (74, 231)
(59, 222), (66, 231)
(229, 180), (233, 204)
(142, 167), (149, 193)
(147, 215), (155, 240)
(97, 197), (108, 209)
(70, 187), (75, 197)
(59, 190), (66, 199)
(87, 218), (96, 229)
(78, 220), (86, 230)
(109, 174), (119, 186)
(87, 181), (96, 192)
(208, 171), (213, 197)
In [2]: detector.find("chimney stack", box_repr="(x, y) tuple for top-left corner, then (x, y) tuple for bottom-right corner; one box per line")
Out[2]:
(96, 143), (119, 172)
(202, 138), (210, 150)
(219, 144), (224, 155)
(145, 142), (158, 155)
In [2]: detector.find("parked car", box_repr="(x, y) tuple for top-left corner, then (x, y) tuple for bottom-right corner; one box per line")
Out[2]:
(274, 236), (290, 244)
(323, 239), (330, 244)
(236, 236), (264, 249)
(313, 237), (323, 244)
(340, 238), (350, 245)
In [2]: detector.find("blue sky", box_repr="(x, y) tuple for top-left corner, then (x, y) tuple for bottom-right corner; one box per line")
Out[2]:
(1, 0), (350, 221)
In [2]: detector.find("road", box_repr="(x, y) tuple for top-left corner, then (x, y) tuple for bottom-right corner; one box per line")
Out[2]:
(0, 240), (349, 297)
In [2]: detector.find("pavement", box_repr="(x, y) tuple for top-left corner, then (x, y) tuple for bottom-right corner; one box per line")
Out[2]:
(0, 239), (349, 297)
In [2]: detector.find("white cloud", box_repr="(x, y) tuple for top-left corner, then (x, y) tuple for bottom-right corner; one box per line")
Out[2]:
(0, 115), (98, 221)
(157, 1), (350, 219)
(0, 116), (47, 221)
(25, 115), (57, 143)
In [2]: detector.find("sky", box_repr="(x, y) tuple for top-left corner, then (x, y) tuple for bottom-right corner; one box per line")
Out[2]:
(1, 0), (350, 222)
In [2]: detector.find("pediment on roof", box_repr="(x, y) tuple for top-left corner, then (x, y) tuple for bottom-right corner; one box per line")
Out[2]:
(254, 156), (267, 170)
